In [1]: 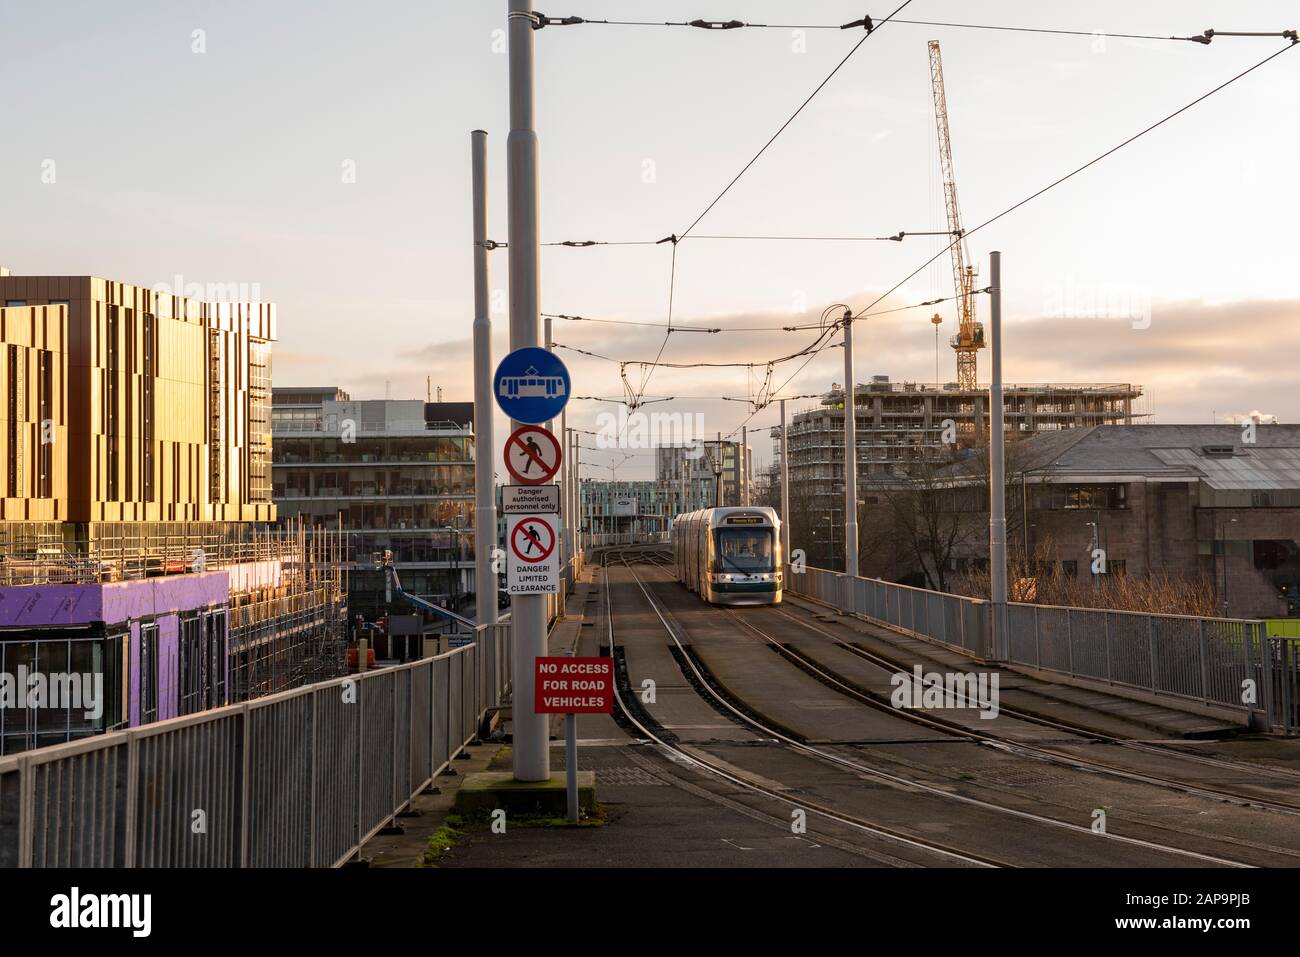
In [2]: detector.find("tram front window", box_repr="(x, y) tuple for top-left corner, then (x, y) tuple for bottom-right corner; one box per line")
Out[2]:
(714, 528), (774, 573)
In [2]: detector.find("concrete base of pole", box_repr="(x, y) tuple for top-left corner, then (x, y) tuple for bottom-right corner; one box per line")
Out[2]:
(452, 771), (596, 818)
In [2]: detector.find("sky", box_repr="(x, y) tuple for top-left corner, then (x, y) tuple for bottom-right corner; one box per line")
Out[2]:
(2, 0), (1297, 479)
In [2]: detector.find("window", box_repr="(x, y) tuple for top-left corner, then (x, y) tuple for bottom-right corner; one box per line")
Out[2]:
(713, 528), (775, 573)
(6, 345), (21, 498)
(105, 305), (120, 501)
(142, 315), (155, 501)
(1031, 484), (1127, 510)
(140, 623), (159, 725)
(38, 349), (52, 497)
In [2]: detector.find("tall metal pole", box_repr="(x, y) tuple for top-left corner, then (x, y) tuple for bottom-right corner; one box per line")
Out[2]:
(842, 311), (859, 577)
(715, 431), (723, 507)
(780, 398), (790, 565)
(471, 130), (497, 628)
(507, 0), (548, 782)
(741, 425), (749, 506)
(988, 250), (1008, 659)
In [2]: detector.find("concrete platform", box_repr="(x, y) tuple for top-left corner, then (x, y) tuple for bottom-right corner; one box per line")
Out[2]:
(452, 770), (596, 817)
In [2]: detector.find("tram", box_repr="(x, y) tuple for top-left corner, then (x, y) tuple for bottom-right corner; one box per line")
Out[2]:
(670, 506), (782, 605)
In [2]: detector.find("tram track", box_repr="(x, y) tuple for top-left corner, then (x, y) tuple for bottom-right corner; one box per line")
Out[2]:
(600, 553), (1007, 868)
(606, 547), (1258, 868)
(628, 543), (1300, 792)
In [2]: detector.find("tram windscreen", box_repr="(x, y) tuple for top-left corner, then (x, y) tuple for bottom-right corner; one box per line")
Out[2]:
(713, 527), (775, 573)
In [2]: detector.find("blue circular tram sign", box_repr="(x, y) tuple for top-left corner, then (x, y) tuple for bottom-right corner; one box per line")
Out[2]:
(493, 347), (571, 424)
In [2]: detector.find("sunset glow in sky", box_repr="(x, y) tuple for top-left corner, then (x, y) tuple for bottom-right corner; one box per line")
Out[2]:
(3, 0), (1297, 476)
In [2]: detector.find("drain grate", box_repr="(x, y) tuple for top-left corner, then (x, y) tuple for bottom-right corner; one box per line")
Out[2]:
(595, 766), (669, 787)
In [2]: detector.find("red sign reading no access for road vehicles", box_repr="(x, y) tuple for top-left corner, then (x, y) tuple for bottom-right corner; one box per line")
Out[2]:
(534, 657), (614, 714)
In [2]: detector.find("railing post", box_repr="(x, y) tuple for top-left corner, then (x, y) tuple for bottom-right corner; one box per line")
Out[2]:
(16, 755), (34, 868)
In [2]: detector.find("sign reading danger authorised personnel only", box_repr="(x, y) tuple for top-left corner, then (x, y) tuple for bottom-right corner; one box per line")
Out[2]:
(534, 657), (614, 714)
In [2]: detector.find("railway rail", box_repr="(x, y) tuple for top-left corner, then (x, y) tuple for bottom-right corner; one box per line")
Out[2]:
(603, 545), (1264, 868)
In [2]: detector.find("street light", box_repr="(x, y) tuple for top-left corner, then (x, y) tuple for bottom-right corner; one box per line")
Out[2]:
(1217, 514), (1238, 613)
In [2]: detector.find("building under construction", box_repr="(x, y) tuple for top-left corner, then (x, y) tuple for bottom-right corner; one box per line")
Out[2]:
(0, 272), (347, 755)
(774, 377), (1146, 565)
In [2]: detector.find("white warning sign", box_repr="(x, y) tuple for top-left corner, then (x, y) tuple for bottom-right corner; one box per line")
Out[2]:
(506, 514), (560, 595)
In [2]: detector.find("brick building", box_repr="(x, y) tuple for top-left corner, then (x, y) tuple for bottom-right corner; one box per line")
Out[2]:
(878, 425), (1300, 620)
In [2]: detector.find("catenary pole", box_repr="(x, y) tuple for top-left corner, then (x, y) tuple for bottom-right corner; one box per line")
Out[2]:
(471, 130), (497, 628)
(780, 398), (791, 565)
(506, 0), (548, 782)
(988, 250), (1008, 660)
(842, 311), (859, 577)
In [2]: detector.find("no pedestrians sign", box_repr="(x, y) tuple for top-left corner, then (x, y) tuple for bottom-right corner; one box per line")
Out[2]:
(504, 424), (562, 486)
(507, 514), (560, 594)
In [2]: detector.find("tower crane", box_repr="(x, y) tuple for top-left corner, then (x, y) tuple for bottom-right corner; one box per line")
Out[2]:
(928, 39), (984, 393)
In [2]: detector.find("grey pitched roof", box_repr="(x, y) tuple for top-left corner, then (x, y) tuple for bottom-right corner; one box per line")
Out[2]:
(1017, 424), (1300, 488)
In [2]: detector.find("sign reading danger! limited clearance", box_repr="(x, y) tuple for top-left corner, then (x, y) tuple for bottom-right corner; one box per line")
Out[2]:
(534, 657), (614, 714)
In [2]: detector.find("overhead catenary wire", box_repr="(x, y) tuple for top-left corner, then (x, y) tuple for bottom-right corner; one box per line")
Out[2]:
(531, 11), (1297, 45)
(716, 40), (1299, 443)
(852, 39), (1300, 323)
(542, 289), (980, 333)
(621, 1), (914, 411)
(532, 15), (1296, 461)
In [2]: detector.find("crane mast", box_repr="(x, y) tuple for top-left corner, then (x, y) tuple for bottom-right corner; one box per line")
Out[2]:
(928, 39), (983, 392)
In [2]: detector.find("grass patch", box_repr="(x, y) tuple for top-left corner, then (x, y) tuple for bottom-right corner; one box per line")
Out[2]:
(421, 822), (460, 868)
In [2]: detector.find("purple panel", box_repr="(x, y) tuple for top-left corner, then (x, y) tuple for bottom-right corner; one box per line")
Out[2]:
(129, 621), (141, 727)
(157, 615), (179, 721)
(0, 584), (104, 627)
(101, 572), (230, 625)
(0, 571), (229, 628)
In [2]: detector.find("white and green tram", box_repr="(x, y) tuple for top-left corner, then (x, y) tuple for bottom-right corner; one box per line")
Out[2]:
(671, 507), (783, 605)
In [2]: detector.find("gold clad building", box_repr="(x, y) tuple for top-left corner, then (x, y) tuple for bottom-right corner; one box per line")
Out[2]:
(0, 273), (275, 535)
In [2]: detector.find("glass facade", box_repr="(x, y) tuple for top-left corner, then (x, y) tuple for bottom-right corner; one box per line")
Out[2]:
(0, 630), (127, 755)
(271, 394), (478, 623)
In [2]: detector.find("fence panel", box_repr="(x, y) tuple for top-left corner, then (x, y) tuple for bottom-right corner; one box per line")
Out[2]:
(25, 738), (133, 867)
(134, 713), (243, 867)
(313, 681), (360, 868)
(359, 670), (396, 842)
(247, 691), (313, 867)
(433, 656), (451, 774)
(393, 667), (412, 810)
(448, 654), (464, 761)
(1149, 615), (1202, 699)
(0, 759), (21, 867)
(409, 660), (432, 799)
(0, 623), (515, 869)
(1066, 609), (1110, 683)
(461, 645), (476, 743)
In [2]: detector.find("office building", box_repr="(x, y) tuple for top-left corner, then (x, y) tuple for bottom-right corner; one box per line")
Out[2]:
(271, 390), (477, 620)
